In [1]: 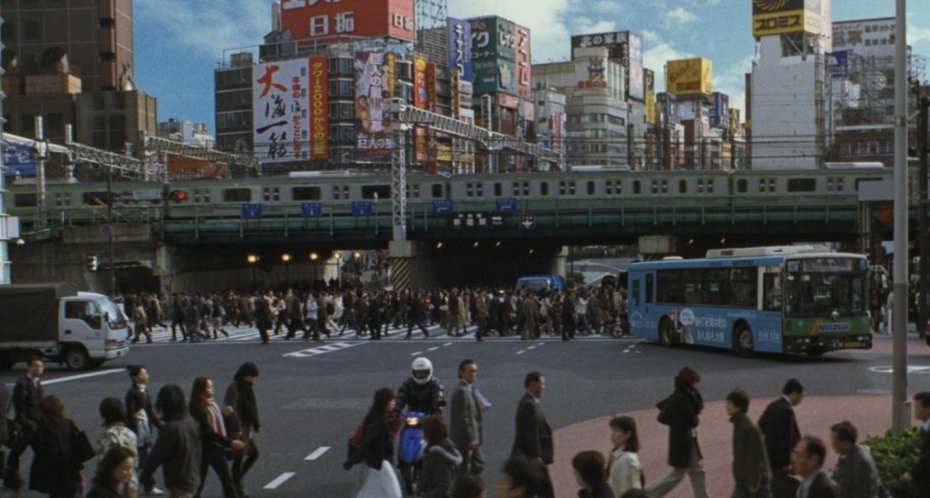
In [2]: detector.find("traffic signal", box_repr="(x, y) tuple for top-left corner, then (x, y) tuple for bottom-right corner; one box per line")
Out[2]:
(169, 190), (188, 202)
(87, 256), (99, 272)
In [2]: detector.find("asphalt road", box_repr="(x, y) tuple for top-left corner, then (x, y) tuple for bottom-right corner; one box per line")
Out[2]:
(2, 323), (928, 498)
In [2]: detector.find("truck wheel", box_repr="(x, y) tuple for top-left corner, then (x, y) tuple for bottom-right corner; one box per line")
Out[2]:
(64, 347), (90, 370)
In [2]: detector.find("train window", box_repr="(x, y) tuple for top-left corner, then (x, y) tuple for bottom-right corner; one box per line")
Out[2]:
(836, 178), (844, 191)
(224, 188), (251, 203)
(431, 184), (443, 199)
(54, 192), (66, 207)
(412, 184), (420, 198)
(651, 181), (659, 194)
(679, 180), (688, 194)
(605, 181), (612, 195)
(559, 181), (566, 196)
(14, 193), (37, 207)
(827, 178), (834, 191)
(362, 185), (391, 200)
(758, 179), (766, 193)
(262, 188), (280, 202)
(522, 182), (530, 196)
(476, 183), (483, 197)
(541, 182), (550, 196)
(787, 178), (817, 192)
(466, 183), (473, 198)
(587, 181), (595, 195)
(332, 186), (342, 200)
(568, 181), (576, 195)
(292, 186), (321, 201)
(768, 179), (776, 192)
(633, 181), (641, 195)
(202, 190), (211, 203)
(706, 180), (714, 194)
(615, 181), (622, 195)
(737, 179), (747, 193)
(662, 180), (669, 194)
(494, 183), (502, 197)
(697, 180), (704, 194)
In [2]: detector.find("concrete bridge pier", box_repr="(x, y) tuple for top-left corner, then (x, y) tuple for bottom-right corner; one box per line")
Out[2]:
(389, 240), (438, 291)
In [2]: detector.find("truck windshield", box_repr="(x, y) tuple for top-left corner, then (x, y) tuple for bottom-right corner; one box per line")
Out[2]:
(99, 299), (128, 329)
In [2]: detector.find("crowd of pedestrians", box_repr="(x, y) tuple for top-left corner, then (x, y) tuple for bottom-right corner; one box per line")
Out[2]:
(117, 284), (630, 345)
(0, 357), (262, 498)
(345, 364), (930, 498)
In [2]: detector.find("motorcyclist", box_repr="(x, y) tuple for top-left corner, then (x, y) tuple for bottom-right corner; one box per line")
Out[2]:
(395, 357), (445, 415)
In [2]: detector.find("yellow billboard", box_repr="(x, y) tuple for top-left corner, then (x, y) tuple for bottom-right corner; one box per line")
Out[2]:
(666, 58), (712, 96)
(752, 0), (822, 37)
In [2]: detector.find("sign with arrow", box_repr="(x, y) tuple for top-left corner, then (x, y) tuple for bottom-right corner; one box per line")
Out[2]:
(520, 215), (535, 230)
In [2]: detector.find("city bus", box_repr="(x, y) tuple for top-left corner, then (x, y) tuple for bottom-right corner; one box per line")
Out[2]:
(627, 246), (872, 356)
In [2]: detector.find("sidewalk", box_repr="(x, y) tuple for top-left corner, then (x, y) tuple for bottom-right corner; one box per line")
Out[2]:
(552, 394), (897, 498)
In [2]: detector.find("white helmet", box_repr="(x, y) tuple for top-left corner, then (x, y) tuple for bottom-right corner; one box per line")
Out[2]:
(411, 357), (433, 385)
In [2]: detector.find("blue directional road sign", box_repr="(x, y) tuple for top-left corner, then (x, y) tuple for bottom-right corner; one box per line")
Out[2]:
(241, 203), (263, 219)
(495, 198), (518, 212)
(351, 201), (373, 216)
(432, 199), (454, 214)
(301, 202), (323, 217)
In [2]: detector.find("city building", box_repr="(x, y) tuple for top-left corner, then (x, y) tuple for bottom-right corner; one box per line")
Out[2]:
(1, 0), (157, 152)
(749, 0), (832, 169)
(158, 118), (215, 148)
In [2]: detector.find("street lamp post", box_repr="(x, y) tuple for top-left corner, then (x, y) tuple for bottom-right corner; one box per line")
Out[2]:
(281, 253), (292, 287)
(247, 254), (259, 289)
(309, 252), (318, 288)
(335, 252), (342, 289)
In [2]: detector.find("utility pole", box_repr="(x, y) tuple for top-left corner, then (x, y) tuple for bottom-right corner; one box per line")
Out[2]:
(892, 0), (909, 435)
(919, 84), (929, 342)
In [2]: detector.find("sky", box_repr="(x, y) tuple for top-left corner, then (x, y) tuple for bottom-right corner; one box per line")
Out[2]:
(134, 0), (930, 133)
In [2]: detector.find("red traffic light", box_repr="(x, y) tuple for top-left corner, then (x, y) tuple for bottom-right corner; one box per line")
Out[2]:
(169, 190), (188, 202)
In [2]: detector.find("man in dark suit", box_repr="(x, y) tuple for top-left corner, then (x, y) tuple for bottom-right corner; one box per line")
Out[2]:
(791, 436), (836, 498)
(902, 391), (930, 498)
(759, 378), (805, 498)
(449, 359), (486, 476)
(4, 357), (44, 490)
(511, 371), (554, 498)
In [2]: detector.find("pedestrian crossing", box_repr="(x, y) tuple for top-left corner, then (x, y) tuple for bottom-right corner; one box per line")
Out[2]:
(134, 322), (634, 346)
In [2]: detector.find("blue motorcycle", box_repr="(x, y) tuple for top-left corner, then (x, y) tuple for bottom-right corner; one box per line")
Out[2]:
(397, 411), (426, 496)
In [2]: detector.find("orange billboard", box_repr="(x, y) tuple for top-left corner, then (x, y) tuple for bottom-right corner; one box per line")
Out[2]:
(666, 58), (712, 96)
(280, 0), (415, 43)
(309, 56), (328, 161)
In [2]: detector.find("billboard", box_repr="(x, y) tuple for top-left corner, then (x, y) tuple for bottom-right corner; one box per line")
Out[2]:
(514, 24), (532, 99)
(666, 58), (712, 96)
(280, 0), (415, 43)
(413, 57), (429, 163)
(355, 52), (393, 162)
(575, 56), (608, 90)
(832, 18), (895, 58)
(473, 58), (515, 95)
(448, 18), (473, 81)
(252, 58), (310, 164)
(752, 0), (822, 37)
(3, 143), (37, 176)
(644, 69), (656, 126)
(710, 92), (729, 128)
(470, 16), (516, 62)
(571, 31), (643, 100)
(309, 56), (329, 161)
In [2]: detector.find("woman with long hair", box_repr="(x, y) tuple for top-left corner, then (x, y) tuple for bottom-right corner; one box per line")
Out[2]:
(87, 446), (135, 498)
(97, 397), (139, 498)
(224, 362), (261, 497)
(607, 415), (642, 497)
(189, 377), (243, 498)
(139, 384), (201, 498)
(343, 387), (402, 498)
(28, 395), (87, 498)
(419, 415), (462, 498)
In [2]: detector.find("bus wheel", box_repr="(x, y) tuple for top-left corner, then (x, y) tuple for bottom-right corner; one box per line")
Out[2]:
(733, 323), (754, 357)
(659, 319), (676, 347)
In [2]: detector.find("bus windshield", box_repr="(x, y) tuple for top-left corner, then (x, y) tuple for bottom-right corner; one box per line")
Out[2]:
(784, 258), (867, 317)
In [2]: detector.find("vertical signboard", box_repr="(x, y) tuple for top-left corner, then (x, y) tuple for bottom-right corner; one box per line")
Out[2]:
(470, 16), (517, 95)
(514, 24), (532, 99)
(426, 62), (437, 171)
(355, 52), (393, 162)
(309, 56), (329, 160)
(710, 92), (729, 128)
(280, 0), (415, 42)
(644, 68), (656, 125)
(252, 58), (310, 164)
(447, 18), (473, 81)
(627, 32), (644, 101)
(413, 57), (429, 163)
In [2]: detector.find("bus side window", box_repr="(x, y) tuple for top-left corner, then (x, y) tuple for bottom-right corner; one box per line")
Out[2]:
(645, 274), (654, 305)
(763, 273), (782, 311)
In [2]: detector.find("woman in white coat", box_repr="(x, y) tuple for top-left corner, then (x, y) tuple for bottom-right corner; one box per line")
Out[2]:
(607, 415), (643, 497)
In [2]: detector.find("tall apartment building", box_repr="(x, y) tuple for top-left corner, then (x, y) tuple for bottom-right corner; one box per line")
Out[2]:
(1, 0), (156, 151)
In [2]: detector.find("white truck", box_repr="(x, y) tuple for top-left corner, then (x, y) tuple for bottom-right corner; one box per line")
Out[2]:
(0, 283), (130, 370)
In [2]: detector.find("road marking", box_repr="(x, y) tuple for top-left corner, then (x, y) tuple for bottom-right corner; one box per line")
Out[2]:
(263, 472), (295, 490)
(305, 446), (330, 461)
(427, 346), (439, 352)
(411, 351), (423, 356)
(868, 365), (930, 374)
(443, 342), (453, 347)
(43, 369), (123, 386)
(283, 342), (363, 358)
(516, 350), (526, 355)
(527, 346), (537, 350)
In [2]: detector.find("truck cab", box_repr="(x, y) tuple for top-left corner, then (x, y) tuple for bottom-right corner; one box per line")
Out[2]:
(57, 292), (130, 369)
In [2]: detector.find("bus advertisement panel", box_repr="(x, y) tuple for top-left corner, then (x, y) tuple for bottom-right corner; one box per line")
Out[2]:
(627, 247), (872, 356)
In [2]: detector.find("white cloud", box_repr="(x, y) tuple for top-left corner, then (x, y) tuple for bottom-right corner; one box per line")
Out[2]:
(909, 22), (930, 44)
(712, 55), (754, 117)
(665, 7), (698, 26)
(135, 0), (269, 62)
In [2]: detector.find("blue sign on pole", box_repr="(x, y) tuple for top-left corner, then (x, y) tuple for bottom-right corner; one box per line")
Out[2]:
(495, 198), (518, 212)
(351, 201), (373, 216)
(3, 143), (37, 176)
(301, 202), (322, 217)
(241, 204), (263, 219)
(432, 199), (454, 214)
